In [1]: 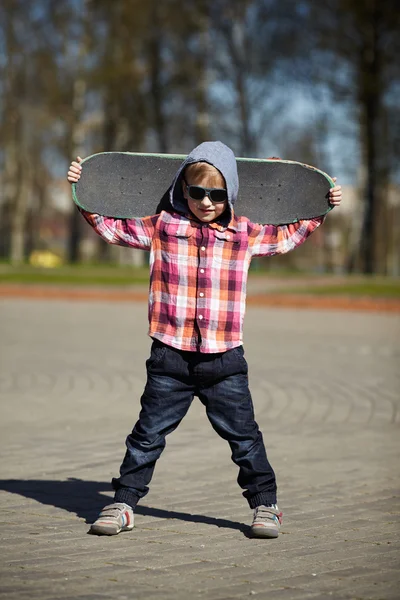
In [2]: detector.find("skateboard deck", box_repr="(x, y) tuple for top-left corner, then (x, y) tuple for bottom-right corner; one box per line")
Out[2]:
(72, 152), (334, 224)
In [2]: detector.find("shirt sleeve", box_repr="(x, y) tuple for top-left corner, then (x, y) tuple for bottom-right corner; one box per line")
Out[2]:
(79, 208), (158, 250)
(248, 216), (325, 257)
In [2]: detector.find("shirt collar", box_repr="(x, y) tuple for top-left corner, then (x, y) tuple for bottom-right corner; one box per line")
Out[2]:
(209, 212), (238, 232)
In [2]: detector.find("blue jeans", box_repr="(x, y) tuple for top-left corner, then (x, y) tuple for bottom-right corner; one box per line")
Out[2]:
(113, 340), (277, 509)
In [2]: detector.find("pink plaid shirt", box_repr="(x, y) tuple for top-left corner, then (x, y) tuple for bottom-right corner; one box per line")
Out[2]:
(81, 209), (323, 353)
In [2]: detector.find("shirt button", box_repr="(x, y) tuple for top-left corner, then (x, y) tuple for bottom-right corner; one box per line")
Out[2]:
(226, 234), (230, 240)
(201, 246), (206, 251)
(199, 292), (204, 297)
(200, 269), (205, 273)
(198, 315), (203, 320)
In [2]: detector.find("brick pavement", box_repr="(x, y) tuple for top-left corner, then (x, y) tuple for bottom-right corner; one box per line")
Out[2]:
(0, 298), (399, 600)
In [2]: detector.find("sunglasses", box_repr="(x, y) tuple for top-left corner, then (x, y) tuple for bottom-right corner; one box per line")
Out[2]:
(184, 180), (228, 203)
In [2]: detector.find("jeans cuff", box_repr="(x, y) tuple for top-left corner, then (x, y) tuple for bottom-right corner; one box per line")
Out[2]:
(247, 491), (277, 509)
(113, 487), (140, 510)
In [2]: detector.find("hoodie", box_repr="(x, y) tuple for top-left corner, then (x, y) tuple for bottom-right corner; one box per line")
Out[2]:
(168, 141), (239, 228)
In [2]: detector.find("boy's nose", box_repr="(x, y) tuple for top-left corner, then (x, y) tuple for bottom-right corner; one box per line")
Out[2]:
(200, 196), (212, 207)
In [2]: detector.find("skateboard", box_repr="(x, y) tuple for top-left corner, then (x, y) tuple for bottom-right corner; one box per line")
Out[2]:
(72, 152), (334, 225)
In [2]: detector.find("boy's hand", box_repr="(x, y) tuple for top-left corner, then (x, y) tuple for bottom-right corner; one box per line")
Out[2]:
(329, 178), (342, 207)
(67, 156), (83, 183)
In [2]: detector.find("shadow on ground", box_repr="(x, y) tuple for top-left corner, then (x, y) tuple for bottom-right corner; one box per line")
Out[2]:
(0, 478), (249, 535)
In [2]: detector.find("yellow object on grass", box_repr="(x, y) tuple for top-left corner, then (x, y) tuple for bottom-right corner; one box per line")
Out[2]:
(29, 251), (62, 268)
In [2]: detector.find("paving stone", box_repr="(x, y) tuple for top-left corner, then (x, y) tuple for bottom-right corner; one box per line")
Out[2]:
(0, 298), (399, 600)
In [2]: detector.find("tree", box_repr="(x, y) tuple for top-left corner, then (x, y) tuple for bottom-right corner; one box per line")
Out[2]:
(0, 0), (91, 263)
(305, 0), (400, 273)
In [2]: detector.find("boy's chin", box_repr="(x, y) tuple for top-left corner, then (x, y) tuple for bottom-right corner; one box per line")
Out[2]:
(189, 209), (225, 223)
(190, 209), (215, 222)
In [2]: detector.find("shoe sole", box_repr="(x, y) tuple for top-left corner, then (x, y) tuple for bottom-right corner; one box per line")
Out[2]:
(89, 524), (134, 536)
(251, 526), (279, 539)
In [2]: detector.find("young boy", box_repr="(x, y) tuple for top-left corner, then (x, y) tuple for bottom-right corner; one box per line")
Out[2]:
(68, 141), (342, 538)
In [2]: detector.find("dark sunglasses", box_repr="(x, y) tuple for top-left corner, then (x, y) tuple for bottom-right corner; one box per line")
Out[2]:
(184, 179), (228, 203)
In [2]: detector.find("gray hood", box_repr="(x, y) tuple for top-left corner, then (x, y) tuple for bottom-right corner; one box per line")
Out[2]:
(169, 141), (239, 227)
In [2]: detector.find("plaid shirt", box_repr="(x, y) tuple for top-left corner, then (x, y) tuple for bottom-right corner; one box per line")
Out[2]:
(81, 209), (323, 353)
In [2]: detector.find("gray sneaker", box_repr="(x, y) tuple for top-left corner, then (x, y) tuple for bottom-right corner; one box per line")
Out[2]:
(89, 503), (134, 536)
(251, 504), (282, 538)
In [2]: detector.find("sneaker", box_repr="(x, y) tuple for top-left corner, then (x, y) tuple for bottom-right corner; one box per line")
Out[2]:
(89, 503), (134, 536)
(251, 504), (282, 538)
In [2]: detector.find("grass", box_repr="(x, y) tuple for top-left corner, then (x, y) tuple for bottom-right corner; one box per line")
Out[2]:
(0, 264), (150, 286)
(278, 281), (400, 298)
(0, 264), (399, 298)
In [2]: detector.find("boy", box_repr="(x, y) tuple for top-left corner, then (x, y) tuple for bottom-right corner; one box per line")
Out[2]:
(68, 141), (342, 538)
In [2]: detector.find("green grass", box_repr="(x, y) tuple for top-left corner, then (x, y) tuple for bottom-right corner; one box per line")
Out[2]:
(274, 280), (400, 298)
(0, 264), (150, 286)
(1, 265), (399, 298)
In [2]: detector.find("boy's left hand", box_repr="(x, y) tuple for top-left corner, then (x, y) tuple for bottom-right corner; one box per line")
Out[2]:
(329, 178), (342, 207)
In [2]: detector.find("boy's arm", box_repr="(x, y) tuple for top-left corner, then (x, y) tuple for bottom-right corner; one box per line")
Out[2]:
(248, 163), (342, 257)
(79, 209), (158, 250)
(68, 155), (157, 250)
(248, 217), (324, 257)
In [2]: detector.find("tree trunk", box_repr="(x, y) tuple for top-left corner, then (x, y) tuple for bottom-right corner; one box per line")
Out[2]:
(67, 78), (86, 263)
(194, 9), (210, 144)
(358, 1), (384, 274)
(149, 2), (168, 152)
(8, 114), (30, 265)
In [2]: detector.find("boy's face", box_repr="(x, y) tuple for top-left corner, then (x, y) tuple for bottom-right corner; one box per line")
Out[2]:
(182, 166), (228, 223)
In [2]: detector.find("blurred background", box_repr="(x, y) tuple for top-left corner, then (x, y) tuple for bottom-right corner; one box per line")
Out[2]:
(0, 0), (399, 290)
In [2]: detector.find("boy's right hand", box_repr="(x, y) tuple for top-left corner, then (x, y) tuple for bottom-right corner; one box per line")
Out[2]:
(67, 156), (83, 183)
